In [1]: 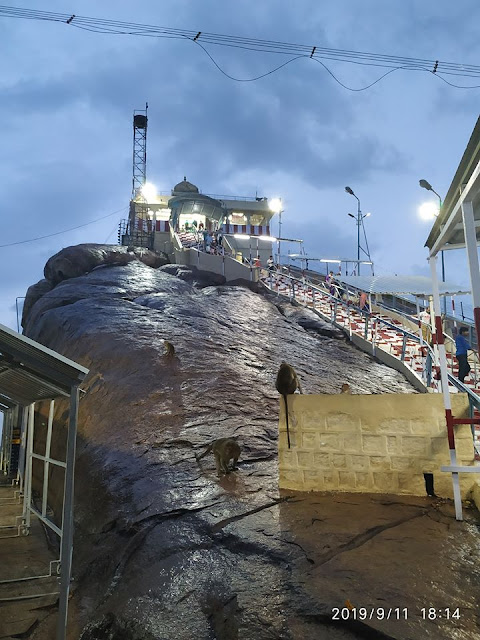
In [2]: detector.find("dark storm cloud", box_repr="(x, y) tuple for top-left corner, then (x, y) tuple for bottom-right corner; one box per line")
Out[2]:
(283, 216), (356, 260)
(0, 14), (406, 196)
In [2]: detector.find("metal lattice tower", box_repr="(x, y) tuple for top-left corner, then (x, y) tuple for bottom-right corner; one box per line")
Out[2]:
(132, 103), (148, 199)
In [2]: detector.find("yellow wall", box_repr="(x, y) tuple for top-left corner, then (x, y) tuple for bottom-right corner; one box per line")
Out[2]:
(278, 394), (476, 499)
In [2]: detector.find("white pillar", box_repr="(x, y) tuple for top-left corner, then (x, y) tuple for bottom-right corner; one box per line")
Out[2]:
(57, 386), (79, 640)
(462, 199), (480, 349)
(23, 403), (35, 531)
(430, 255), (463, 521)
(42, 400), (55, 518)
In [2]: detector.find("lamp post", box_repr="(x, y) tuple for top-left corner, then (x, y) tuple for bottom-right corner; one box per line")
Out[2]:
(419, 179), (446, 313)
(269, 198), (283, 268)
(345, 186), (371, 275)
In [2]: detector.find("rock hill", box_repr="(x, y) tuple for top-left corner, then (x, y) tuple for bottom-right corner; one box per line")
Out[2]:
(20, 244), (480, 640)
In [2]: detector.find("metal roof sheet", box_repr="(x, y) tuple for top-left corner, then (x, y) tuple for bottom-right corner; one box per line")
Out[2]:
(425, 116), (480, 254)
(0, 393), (17, 411)
(0, 323), (88, 407)
(336, 275), (470, 296)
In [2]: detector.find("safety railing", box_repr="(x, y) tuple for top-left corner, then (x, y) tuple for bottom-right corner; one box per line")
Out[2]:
(262, 269), (442, 389)
(261, 268), (480, 457)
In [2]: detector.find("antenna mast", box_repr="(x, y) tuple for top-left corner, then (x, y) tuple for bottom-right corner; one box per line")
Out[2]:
(132, 102), (148, 199)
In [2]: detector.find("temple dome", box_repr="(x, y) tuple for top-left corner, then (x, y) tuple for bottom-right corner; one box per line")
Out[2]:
(172, 176), (199, 194)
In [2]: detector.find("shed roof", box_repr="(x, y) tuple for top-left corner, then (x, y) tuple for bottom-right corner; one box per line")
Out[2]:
(0, 323), (88, 407)
(425, 116), (480, 255)
(336, 275), (470, 297)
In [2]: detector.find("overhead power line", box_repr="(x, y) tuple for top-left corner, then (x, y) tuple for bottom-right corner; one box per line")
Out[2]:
(0, 205), (128, 248)
(0, 5), (479, 89)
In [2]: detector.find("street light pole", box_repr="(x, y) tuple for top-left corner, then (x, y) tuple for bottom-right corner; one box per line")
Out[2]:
(356, 197), (361, 273)
(268, 198), (283, 269)
(345, 186), (361, 275)
(278, 208), (282, 268)
(419, 179), (446, 313)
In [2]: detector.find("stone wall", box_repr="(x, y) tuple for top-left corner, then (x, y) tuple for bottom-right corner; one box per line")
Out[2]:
(278, 394), (476, 499)
(175, 247), (259, 283)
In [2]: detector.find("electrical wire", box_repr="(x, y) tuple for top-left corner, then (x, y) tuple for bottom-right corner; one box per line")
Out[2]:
(192, 41), (308, 82)
(0, 206), (128, 248)
(1, 5), (480, 89)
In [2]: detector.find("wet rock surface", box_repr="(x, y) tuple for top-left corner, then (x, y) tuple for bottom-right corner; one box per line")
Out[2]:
(43, 243), (169, 286)
(18, 254), (480, 639)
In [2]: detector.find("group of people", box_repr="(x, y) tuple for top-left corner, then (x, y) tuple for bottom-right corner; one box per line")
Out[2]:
(325, 271), (343, 299)
(202, 229), (224, 255)
(242, 255), (264, 268)
(239, 254), (278, 269)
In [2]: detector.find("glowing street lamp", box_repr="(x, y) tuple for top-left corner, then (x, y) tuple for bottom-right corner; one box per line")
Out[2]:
(418, 202), (439, 221)
(345, 186), (372, 275)
(269, 198), (283, 267)
(419, 178), (446, 312)
(419, 179), (442, 204)
(269, 198), (282, 213)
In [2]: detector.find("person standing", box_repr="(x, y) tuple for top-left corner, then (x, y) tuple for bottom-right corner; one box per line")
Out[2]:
(359, 291), (369, 312)
(419, 308), (431, 343)
(455, 326), (471, 383)
(267, 255), (275, 272)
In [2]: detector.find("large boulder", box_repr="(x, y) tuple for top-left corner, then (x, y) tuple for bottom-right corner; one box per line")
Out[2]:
(43, 243), (169, 285)
(21, 278), (53, 329)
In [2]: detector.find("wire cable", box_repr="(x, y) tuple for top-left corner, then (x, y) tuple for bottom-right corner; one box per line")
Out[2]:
(1, 5), (480, 90)
(191, 40), (308, 82)
(0, 206), (128, 248)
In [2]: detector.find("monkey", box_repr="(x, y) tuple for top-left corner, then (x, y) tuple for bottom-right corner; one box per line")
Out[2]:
(340, 383), (352, 394)
(163, 340), (175, 358)
(196, 438), (241, 476)
(275, 362), (303, 449)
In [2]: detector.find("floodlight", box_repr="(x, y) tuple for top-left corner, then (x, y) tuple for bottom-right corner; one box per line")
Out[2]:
(269, 198), (282, 213)
(141, 182), (157, 202)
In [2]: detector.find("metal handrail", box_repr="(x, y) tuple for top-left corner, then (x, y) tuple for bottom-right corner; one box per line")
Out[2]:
(273, 271), (480, 411)
(265, 271), (441, 385)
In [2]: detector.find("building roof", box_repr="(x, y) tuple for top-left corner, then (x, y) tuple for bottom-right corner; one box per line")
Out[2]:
(425, 116), (480, 254)
(336, 275), (470, 297)
(0, 323), (88, 407)
(172, 177), (199, 194)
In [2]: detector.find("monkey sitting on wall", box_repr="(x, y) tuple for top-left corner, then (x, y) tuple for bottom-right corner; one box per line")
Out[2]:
(340, 383), (352, 394)
(275, 362), (303, 449)
(196, 438), (241, 476)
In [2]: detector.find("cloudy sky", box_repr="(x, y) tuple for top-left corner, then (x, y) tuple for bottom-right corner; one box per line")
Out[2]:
(1, 0), (479, 330)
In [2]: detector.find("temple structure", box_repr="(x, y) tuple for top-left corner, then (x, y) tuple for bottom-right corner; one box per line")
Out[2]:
(119, 177), (277, 267)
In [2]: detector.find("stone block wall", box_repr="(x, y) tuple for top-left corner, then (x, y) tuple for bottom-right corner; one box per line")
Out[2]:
(278, 394), (476, 499)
